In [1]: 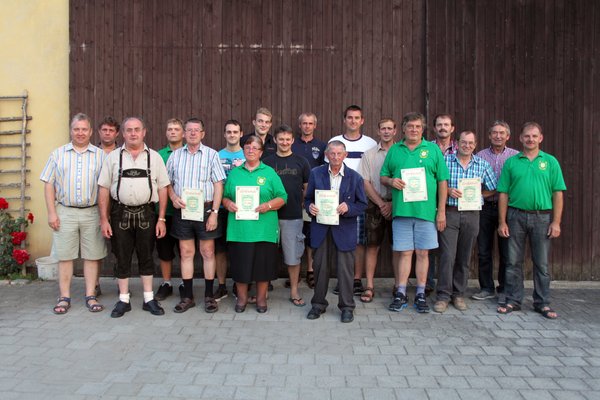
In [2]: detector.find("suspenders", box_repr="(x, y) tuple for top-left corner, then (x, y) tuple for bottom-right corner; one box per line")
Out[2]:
(116, 148), (153, 205)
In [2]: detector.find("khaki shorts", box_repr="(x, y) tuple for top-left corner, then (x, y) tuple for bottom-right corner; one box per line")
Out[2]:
(53, 204), (107, 261)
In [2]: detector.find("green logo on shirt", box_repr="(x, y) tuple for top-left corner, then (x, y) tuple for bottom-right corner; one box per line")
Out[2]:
(257, 176), (266, 185)
(539, 160), (548, 171)
(419, 150), (429, 158)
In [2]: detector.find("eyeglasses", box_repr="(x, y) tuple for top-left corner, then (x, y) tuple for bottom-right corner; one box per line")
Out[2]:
(244, 146), (262, 152)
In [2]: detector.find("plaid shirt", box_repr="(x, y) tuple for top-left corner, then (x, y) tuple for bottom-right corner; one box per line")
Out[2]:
(432, 138), (458, 155)
(476, 146), (519, 202)
(445, 154), (497, 207)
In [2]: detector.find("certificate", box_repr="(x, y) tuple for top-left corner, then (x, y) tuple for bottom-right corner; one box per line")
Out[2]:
(181, 188), (204, 221)
(401, 167), (428, 202)
(458, 177), (482, 211)
(235, 186), (260, 220)
(315, 189), (339, 225)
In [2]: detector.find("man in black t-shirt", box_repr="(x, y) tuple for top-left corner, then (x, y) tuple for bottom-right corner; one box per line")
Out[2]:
(263, 125), (311, 306)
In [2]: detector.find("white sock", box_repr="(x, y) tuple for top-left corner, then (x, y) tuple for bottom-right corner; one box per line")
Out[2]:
(143, 291), (154, 303)
(119, 293), (130, 304)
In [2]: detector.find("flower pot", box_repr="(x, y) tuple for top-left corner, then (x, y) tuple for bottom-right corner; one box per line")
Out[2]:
(35, 256), (58, 280)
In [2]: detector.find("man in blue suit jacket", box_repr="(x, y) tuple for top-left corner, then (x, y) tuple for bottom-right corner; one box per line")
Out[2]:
(304, 141), (368, 323)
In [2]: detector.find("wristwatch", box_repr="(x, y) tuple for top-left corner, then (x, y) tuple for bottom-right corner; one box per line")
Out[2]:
(209, 209), (219, 214)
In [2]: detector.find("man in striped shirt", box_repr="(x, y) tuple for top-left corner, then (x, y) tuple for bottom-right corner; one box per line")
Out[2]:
(433, 131), (497, 313)
(40, 113), (107, 315)
(167, 118), (227, 313)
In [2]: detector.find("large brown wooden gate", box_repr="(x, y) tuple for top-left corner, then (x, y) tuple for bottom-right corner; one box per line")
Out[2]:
(70, 0), (600, 280)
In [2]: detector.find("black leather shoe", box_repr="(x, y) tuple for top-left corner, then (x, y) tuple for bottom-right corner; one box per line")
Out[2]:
(142, 299), (165, 316)
(234, 303), (246, 313)
(306, 307), (325, 320)
(256, 305), (268, 313)
(110, 301), (132, 318)
(341, 310), (354, 323)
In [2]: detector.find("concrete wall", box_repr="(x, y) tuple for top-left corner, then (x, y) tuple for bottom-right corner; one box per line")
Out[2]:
(0, 0), (69, 264)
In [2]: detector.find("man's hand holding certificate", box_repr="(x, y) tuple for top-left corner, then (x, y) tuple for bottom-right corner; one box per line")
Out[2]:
(457, 177), (482, 211)
(311, 190), (340, 225)
(181, 188), (205, 221)
(400, 167), (428, 202)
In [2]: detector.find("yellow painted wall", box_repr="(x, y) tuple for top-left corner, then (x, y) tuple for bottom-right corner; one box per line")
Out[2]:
(0, 0), (69, 264)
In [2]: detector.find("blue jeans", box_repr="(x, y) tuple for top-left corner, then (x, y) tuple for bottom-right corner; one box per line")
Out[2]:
(505, 208), (552, 308)
(477, 202), (509, 293)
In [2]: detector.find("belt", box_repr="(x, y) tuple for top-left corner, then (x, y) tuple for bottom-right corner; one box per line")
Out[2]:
(446, 205), (479, 212)
(510, 207), (551, 215)
(59, 203), (96, 209)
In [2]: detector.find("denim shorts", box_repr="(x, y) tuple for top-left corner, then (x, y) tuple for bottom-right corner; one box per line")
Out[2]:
(392, 217), (438, 251)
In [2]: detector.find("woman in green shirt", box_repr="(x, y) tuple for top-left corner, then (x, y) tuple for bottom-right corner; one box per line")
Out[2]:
(222, 136), (287, 313)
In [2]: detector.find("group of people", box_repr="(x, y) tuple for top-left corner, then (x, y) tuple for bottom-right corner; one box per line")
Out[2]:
(40, 105), (565, 322)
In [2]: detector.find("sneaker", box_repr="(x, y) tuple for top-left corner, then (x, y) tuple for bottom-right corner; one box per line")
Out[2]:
(214, 286), (228, 302)
(433, 300), (448, 313)
(414, 293), (430, 313)
(388, 292), (409, 312)
(471, 290), (495, 301)
(353, 279), (364, 296)
(155, 282), (173, 301)
(452, 296), (467, 311)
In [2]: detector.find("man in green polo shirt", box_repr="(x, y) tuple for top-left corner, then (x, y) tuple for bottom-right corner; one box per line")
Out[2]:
(154, 118), (185, 301)
(380, 112), (449, 313)
(497, 122), (566, 319)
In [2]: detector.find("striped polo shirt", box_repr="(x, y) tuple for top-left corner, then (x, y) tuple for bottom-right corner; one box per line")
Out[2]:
(166, 143), (227, 201)
(40, 142), (105, 207)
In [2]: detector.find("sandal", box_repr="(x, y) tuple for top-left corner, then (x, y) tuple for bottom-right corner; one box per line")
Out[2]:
(534, 306), (558, 319)
(306, 271), (315, 289)
(53, 297), (71, 315)
(497, 303), (521, 314)
(85, 296), (104, 312)
(360, 287), (374, 303)
(289, 297), (306, 307)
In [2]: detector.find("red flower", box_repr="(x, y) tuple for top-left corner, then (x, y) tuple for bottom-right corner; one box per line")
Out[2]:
(27, 213), (34, 223)
(12, 249), (30, 265)
(11, 231), (27, 245)
(0, 198), (8, 210)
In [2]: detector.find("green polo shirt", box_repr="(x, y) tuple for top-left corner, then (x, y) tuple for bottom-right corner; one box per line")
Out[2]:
(497, 150), (566, 211)
(223, 162), (288, 243)
(158, 146), (176, 216)
(380, 139), (449, 222)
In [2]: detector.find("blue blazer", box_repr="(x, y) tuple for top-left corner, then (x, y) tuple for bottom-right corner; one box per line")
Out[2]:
(304, 163), (368, 252)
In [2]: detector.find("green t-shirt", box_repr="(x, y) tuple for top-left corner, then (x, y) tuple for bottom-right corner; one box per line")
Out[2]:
(380, 139), (449, 222)
(497, 151), (566, 211)
(158, 146), (176, 216)
(223, 162), (288, 243)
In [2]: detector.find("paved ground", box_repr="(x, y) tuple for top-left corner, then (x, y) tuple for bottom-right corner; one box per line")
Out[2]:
(1, 278), (599, 400)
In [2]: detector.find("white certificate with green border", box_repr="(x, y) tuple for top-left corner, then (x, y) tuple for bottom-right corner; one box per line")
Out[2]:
(315, 189), (339, 225)
(401, 167), (428, 202)
(181, 188), (205, 221)
(458, 177), (482, 211)
(235, 186), (260, 220)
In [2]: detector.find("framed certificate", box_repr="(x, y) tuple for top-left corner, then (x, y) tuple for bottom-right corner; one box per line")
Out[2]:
(457, 177), (482, 211)
(401, 167), (428, 202)
(315, 189), (339, 225)
(235, 186), (260, 220)
(181, 188), (204, 221)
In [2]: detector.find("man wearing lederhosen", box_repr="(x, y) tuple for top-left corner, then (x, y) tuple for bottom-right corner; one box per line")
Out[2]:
(98, 117), (170, 318)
